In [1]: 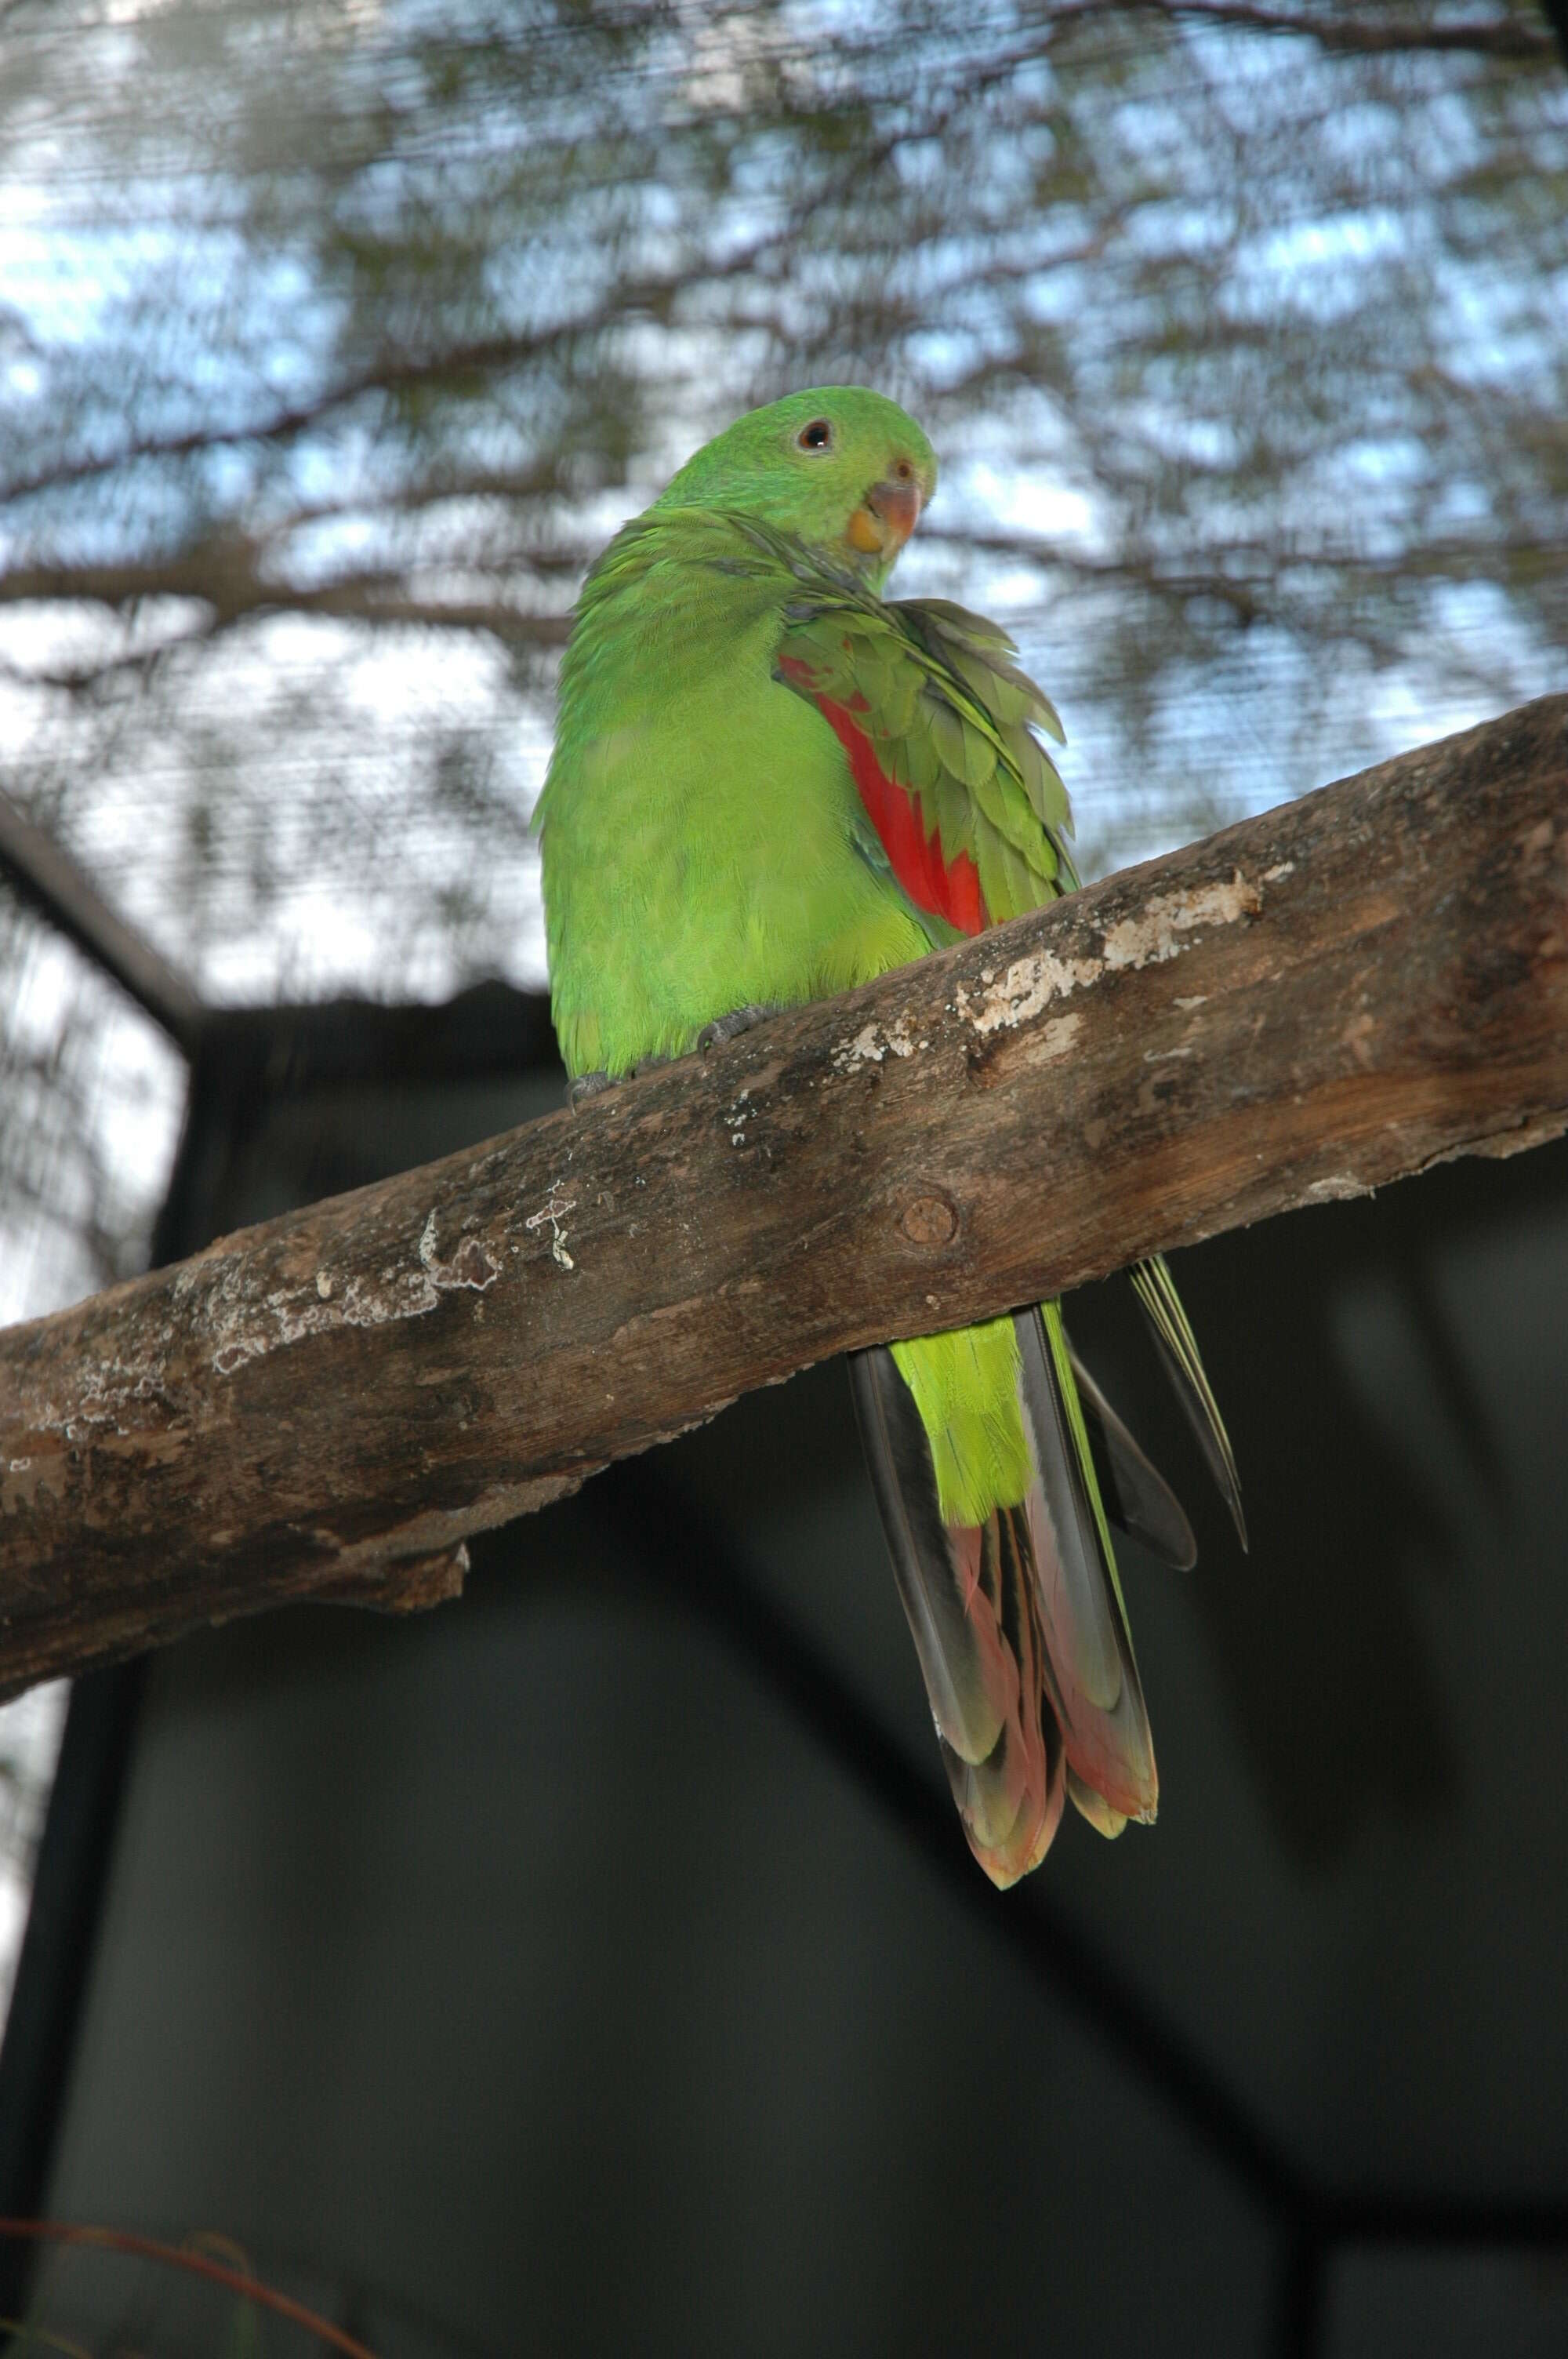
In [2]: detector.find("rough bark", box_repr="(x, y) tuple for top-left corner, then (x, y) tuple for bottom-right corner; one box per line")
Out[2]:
(1, 696), (1565, 1699)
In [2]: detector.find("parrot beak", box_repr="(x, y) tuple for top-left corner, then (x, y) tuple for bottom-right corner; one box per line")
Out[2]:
(848, 473), (924, 558)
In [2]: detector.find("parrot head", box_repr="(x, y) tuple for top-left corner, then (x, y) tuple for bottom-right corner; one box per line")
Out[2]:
(652, 387), (938, 583)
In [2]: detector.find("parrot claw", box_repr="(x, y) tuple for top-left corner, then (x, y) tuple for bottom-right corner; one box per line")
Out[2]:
(697, 1001), (781, 1052)
(568, 1054), (669, 1112)
(567, 1070), (616, 1112)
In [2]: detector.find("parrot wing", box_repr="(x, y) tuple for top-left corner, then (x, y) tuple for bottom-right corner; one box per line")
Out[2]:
(583, 505), (1074, 937)
(774, 571), (1076, 937)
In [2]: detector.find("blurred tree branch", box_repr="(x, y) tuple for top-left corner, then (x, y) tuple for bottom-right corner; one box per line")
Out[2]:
(1127, 1), (1554, 56)
(0, 541), (572, 649)
(0, 697), (1563, 1700)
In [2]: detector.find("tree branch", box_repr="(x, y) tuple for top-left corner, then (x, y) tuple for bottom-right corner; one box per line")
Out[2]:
(1165, 2), (1555, 56)
(1, 697), (1564, 1699)
(0, 540), (573, 651)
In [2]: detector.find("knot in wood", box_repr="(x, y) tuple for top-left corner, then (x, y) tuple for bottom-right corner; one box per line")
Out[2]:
(448, 1236), (497, 1289)
(899, 1193), (958, 1248)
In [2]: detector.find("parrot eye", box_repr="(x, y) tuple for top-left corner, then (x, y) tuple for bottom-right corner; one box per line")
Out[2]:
(893, 458), (913, 482)
(796, 418), (834, 453)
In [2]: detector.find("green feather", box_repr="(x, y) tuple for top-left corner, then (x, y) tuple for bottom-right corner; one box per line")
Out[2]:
(891, 1321), (1033, 1528)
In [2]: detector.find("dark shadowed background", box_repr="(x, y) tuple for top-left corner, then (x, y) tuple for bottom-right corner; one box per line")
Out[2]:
(1, 3), (1566, 2352)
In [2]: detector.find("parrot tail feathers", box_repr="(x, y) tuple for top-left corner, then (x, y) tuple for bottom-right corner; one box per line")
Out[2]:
(1014, 1306), (1159, 1829)
(849, 1317), (1160, 1887)
(848, 1347), (1065, 1888)
(1130, 1255), (1247, 1550)
(1068, 1340), (1197, 1572)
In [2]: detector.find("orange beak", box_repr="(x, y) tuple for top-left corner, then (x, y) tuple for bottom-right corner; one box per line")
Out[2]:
(847, 474), (924, 558)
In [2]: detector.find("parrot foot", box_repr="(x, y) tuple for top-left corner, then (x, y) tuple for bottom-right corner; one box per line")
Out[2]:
(698, 1002), (781, 1052)
(568, 1054), (670, 1112)
(567, 1070), (616, 1112)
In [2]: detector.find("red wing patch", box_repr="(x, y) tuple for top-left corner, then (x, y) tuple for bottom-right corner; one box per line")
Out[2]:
(780, 658), (987, 936)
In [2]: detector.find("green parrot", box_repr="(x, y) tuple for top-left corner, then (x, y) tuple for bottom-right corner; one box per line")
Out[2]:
(535, 387), (1242, 1886)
